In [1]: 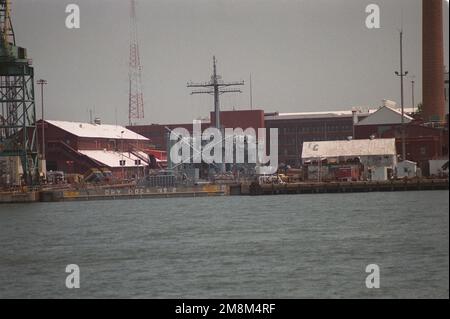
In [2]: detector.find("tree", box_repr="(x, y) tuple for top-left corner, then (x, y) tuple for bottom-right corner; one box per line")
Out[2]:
(415, 102), (423, 115)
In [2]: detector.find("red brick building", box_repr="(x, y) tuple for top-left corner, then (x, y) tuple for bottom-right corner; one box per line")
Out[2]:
(354, 106), (449, 174)
(39, 120), (156, 179)
(128, 109), (265, 150)
(265, 109), (372, 166)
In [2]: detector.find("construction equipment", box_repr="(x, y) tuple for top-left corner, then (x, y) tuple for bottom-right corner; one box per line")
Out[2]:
(0, 0), (39, 185)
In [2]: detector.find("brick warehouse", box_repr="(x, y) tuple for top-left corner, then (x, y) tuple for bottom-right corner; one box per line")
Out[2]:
(38, 120), (159, 180)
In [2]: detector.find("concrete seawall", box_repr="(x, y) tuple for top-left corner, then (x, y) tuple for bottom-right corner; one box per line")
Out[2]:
(245, 179), (449, 196)
(39, 184), (229, 202)
(0, 191), (40, 204)
(1, 179), (448, 203)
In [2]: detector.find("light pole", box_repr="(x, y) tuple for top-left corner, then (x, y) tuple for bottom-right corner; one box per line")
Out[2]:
(395, 30), (408, 162)
(411, 78), (415, 114)
(37, 79), (48, 176)
(121, 130), (125, 180)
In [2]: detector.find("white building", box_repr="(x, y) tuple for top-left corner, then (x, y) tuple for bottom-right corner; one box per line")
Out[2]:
(396, 160), (418, 179)
(302, 138), (397, 181)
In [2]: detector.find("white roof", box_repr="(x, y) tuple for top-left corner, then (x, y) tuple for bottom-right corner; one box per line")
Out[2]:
(397, 160), (417, 166)
(79, 150), (149, 167)
(265, 105), (416, 121)
(46, 120), (148, 140)
(355, 106), (414, 126)
(265, 107), (375, 120)
(302, 138), (396, 159)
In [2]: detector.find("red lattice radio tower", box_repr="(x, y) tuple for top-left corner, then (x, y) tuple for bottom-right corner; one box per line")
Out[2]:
(128, 0), (144, 125)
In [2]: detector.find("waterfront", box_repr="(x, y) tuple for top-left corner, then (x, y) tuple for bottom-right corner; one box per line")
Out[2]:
(0, 191), (448, 298)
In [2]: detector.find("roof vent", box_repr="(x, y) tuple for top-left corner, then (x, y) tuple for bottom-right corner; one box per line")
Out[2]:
(94, 118), (101, 125)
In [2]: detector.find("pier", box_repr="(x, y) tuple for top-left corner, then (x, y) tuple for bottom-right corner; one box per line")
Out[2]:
(244, 179), (449, 196)
(0, 179), (448, 203)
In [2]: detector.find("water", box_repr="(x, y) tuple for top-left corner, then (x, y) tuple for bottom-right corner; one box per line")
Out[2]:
(0, 191), (448, 299)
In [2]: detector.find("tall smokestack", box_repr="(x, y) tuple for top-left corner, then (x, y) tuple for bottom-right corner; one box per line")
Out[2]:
(422, 0), (445, 122)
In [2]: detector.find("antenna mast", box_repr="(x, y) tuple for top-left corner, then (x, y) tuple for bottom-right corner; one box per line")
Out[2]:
(187, 56), (244, 129)
(128, 0), (144, 126)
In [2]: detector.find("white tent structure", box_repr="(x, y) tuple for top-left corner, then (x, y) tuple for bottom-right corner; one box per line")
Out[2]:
(302, 138), (398, 181)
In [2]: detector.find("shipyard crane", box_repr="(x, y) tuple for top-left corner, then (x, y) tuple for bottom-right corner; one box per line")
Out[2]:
(0, 0), (39, 185)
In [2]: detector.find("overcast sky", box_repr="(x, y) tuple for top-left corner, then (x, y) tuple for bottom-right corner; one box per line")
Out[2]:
(12, 0), (450, 125)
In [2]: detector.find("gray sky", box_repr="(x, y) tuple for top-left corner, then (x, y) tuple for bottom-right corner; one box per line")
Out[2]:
(12, 0), (450, 125)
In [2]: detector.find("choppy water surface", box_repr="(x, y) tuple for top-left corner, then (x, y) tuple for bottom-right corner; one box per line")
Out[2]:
(0, 191), (448, 298)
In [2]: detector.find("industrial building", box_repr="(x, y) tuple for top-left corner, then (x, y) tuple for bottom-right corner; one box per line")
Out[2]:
(54, 99), (445, 181)
(128, 104), (401, 168)
(128, 109), (266, 150)
(301, 138), (397, 181)
(354, 105), (449, 175)
(38, 120), (159, 182)
(129, 107), (377, 167)
(265, 107), (374, 167)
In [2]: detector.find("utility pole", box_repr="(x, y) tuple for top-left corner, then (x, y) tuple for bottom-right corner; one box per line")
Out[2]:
(121, 130), (125, 179)
(37, 79), (47, 181)
(249, 73), (253, 110)
(187, 56), (244, 172)
(37, 79), (47, 162)
(411, 78), (415, 114)
(395, 30), (408, 161)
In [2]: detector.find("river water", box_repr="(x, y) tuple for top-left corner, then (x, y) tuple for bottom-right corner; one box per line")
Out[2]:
(0, 191), (448, 298)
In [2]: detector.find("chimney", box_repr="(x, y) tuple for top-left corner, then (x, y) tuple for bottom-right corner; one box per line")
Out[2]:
(94, 117), (101, 125)
(352, 109), (359, 125)
(352, 108), (358, 138)
(422, 0), (445, 122)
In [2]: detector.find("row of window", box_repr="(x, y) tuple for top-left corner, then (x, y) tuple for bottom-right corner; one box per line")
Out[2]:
(274, 124), (353, 134)
(279, 135), (351, 145)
